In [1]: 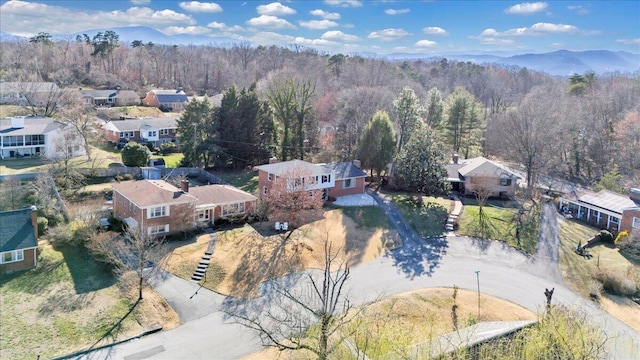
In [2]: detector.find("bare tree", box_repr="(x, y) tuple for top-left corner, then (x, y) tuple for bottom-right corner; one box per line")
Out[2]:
(56, 105), (97, 161)
(227, 240), (359, 360)
(262, 165), (325, 231)
(88, 224), (166, 301)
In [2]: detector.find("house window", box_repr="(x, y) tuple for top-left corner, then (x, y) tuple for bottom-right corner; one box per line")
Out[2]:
(148, 131), (157, 137)
(342, 178), (355, 189)
(222, 203), (245, 217)
(610, 217), (619, 225)
(149, 206), (166, 218)
(268, 173), (273, 181)
(197, 210), (209, 221)
(263, 186), (268, 195)
(120, 131), (135, 139)
(500, 178), (512, 186)
(148, 224), (169, 235)
(1, 250), (24, 264)
(322, 175), (330, 183)
(159, 129), (169, 135)
(633, 217), (640, 229)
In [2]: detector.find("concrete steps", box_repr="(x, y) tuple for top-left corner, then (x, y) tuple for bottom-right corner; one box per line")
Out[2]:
(191, 236), (217, 282)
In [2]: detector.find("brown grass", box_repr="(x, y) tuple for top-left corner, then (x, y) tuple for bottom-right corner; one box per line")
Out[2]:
(242, 288), (536, 360)
(165, 209), (399, 297)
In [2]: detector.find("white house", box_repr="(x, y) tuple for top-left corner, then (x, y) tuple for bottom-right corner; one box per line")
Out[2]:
(0, 116), (85, 159)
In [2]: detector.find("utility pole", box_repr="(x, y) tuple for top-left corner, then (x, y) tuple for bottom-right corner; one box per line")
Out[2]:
(475, 270), (480, 319)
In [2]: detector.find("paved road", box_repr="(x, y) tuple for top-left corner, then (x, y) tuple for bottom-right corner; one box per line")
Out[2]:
(528, 202), (565, 284)
(78, 193), (640, 360)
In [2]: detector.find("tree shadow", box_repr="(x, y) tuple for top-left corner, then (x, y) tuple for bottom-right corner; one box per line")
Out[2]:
(58, 244), (116, 294)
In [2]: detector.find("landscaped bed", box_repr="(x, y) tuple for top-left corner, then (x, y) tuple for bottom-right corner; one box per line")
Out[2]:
(165, 208), (397, 297)
(558, 219), (640, 332)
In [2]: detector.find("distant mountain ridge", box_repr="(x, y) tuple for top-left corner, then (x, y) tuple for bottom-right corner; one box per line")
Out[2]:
(2, 26), (638, 77)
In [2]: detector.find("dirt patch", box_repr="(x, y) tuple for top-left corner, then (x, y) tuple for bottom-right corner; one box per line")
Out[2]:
(242, 288), (536, 360)
(599, 294), (640, 333)
(165, 210), (399, 296)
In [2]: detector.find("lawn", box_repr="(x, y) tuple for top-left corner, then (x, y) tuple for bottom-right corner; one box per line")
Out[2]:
(153, 153), (183, 168)
(243, 288), (536, 360)
(0, 179), (34, 211)
(385, 192), (451, 237)
(0, 145), (123, 175)
(0, 243), (179, 360)
(213, 170), (259, 194)
(165, 209), (399, 296)
(558, 219), (640, 332)
(457, 199), (539, 254)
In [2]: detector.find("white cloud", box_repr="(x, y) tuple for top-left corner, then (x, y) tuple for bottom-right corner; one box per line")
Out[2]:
(257, 2), (296, 16)
(324, 0), (362, 8)
(567, 5), (589, 15)
(422, 26), (447, 35)
(246, 15), (295, 29)
(207, 21), (244, 32)
(293, 37), (335, 47)
(616, 38), (640, 45)
(310, 9), (340, 20)
(550, 42), (564, 48)
(505, 2), (548, 15)
(179, 1), (222, 13)
(385, 8), (410, 15)
(477, 37), (517, 46)
(321, 30), (360, 42)
(163, 26), (212, 35)
(130, 0), (150, 4)
(0, 1), (196, 36)
(299, 20), (338, 30)
(368, 28), (409, 41)
(479, 23), (579, 37)
(415, 39), (437, 47)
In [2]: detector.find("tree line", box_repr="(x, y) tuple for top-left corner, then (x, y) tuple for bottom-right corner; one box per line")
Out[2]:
(2, 32), (638, 188)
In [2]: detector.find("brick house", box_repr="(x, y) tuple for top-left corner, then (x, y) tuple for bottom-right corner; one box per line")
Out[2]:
(112, 179), (257, 235)
(559, 187), (640, 235)
(446, 156), (520, 198)
(80, 89), (140, 107)
(254, 159), (366, 200)
(141, 89), (189, 112)
(0, 206), (38, 272)
(102, 117), (178, 147)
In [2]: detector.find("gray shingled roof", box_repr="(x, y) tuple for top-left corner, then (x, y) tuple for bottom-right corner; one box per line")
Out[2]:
(323, 161), (366, 180)
(0, 116), (65, 135)
(255, 159), (330, 176)
(80, 90), (116, 99)
(106, 117), (178, 132)
(0, 208), (38, 252)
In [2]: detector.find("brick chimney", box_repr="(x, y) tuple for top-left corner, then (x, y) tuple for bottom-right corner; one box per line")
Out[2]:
(352, 159), (361, 169)
(269, 157), (278, 164)
(453, 153), (459, 164)
(30, 205), (38, 239)
(181, 179), (189, 193)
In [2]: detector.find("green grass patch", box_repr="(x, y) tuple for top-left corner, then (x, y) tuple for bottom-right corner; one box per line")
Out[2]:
(338, 206), (392, 229)
(153, 153), (184, 168)
(386, 193), (450, 237)
(214, 170), (259, 194)
(0, 245), (141, 360)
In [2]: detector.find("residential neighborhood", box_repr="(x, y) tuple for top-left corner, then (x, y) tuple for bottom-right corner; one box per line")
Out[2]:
(1, 1), (639, 359)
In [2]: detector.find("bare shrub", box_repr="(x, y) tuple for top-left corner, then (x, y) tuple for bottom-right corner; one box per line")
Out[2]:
(594, 269), (638, 296)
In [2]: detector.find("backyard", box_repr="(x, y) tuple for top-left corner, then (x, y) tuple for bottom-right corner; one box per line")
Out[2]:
(558, 219), (640, 331)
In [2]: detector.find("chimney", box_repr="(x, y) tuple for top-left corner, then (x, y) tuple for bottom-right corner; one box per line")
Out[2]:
(269, 157), (278, 164)
(30, 205), (38, 239)
(181, 179), (189, 193)
(176, 87), (184, 93)
(453, 153), (459, 164)
(629, 188), (640, 203)
(352, 159), (361, 169)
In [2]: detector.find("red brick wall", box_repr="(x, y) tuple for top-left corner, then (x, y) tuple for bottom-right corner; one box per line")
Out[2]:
(142, 93), (159, 107)
(0, 248), (37, 272)
(621, 209), (640, 234)
(257, 170), (272, 197)
(328, 177), (365, 198)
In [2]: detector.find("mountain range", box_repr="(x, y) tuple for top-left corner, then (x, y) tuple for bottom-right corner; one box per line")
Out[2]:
(2, 26), (638, 77)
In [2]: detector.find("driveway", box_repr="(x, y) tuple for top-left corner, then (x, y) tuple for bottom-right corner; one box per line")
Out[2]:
(78, 193), (640, 360)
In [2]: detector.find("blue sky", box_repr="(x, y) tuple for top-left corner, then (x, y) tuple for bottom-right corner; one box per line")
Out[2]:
(1, 0), (639, 54)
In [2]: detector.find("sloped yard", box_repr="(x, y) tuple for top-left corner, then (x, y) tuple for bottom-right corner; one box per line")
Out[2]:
(385, 192), (451, 237)
(165, 208), (397, 296)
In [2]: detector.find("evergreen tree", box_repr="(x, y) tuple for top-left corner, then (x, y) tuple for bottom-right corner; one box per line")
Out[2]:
(425, 87), (444, 128)
(444, 87), (484, 158)
(177, 98), (217, 168)
(357, 111), (396, 179)
(395, 124), (450, 195)
(121, 141), (151, 167)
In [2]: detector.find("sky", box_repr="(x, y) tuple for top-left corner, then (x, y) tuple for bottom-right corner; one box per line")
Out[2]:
(1, 0), (639, 55)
